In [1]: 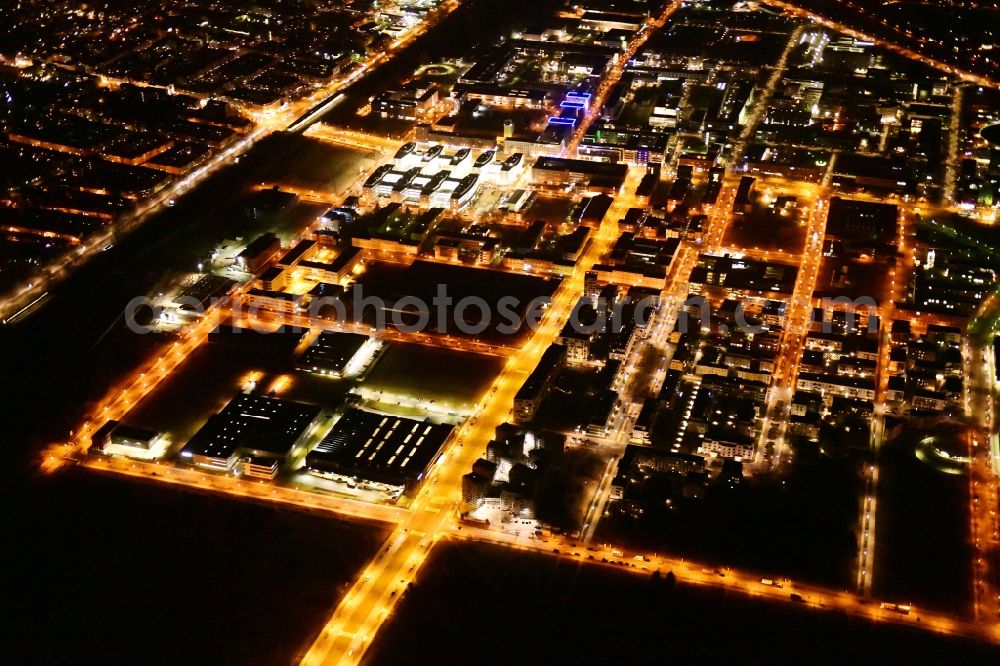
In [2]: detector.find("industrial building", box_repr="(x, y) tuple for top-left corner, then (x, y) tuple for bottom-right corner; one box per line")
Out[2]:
(305, 409), (454, 495)
(236, 233), (281, 274)
(89, 420), (165, 460)
(180, 393), (322, 473)
(297, 331), (379, 377)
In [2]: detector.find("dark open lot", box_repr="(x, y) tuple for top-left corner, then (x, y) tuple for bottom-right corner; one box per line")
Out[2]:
(355, 260), (559, 345)
(722, 194), (807, 254)
(365, 541), (1000, 666)
(5, 470), (387, 665)
(816, 256), (895, 304)
(361, 342), (502, 413)
(874, 426), (974, 616)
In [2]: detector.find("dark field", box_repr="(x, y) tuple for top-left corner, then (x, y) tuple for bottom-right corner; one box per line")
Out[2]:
(365, 541), (1000, 666)
(816, 256), (895, 304)
(723, 195), (807, 254)
(6, 470), (387, 665)
(361, 342), (502, 412)
(874, 429), (974, 616)
(354, 260), (559, 345)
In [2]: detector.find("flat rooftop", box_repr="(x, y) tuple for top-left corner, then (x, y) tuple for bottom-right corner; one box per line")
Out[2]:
(176, 274), (237, 310)
(298, 331), (369, 375)
(182, 393), (322, 462)
(532, 156), (629, 179)
(306, 408), (453, 489)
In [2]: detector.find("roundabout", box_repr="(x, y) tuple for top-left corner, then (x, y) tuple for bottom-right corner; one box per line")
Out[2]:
(981, 123), (1000, 147)
(914, 434), (971, 475)
(413, 62), (458, 78)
